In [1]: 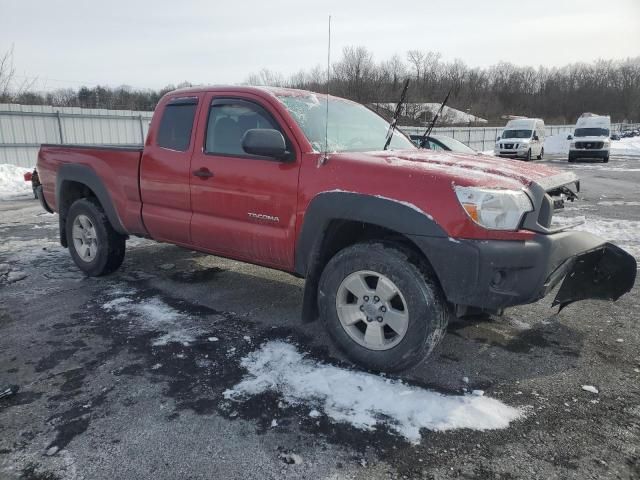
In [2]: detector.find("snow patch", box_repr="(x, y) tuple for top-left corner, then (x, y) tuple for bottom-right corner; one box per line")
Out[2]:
(582, 385), (599, 394)
(0, 164), (32, 200)
(102, 292), (202, 346)
(597, 200), (640, 207)
(224, 341), (523, 443)
(551, 215), (640, 262)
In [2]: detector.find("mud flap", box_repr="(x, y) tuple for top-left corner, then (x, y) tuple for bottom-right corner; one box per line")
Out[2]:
(553, 243), (637, 310)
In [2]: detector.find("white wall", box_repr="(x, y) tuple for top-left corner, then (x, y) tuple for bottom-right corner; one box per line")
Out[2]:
(0, 104), (153, 167)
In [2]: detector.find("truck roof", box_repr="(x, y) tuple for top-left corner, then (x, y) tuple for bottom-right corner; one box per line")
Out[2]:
(163, 85), (355, 103)
(504, 118), (543, 128)
(576, 114), (610, 127)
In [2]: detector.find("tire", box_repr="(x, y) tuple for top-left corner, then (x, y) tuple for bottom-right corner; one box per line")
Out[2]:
(66, 198), (126, 276)
(603, 155), (609, 163)
(568, 154), (575, 163)
(525, 149), (531, 161)
(318, 242), (450, 372)
(537, 148), (544, 160)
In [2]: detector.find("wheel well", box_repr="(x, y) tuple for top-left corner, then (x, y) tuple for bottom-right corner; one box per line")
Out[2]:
(300, 219), (436, 322)
(58, 180), (98, 247)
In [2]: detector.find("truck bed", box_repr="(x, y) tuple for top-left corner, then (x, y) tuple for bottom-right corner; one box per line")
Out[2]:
(38, 143), (147, 236)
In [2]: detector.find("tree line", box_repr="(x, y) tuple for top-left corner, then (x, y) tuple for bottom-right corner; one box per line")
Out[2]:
(2, 46), (639, 125)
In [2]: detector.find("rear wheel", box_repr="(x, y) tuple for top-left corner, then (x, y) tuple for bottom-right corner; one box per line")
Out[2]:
(66, 198), (126, 276)
(318, 242), (450, 372)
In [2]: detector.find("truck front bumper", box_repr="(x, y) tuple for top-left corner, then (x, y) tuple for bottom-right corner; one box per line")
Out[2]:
(496, 149), (529, 159)
(569, 149), (609, 160)
(409, 231), (636, 312)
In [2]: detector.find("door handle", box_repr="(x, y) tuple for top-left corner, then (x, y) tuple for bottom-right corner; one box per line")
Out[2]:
(193, 168), (214, 179)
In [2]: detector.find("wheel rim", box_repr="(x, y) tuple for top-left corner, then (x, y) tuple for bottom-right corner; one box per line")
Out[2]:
(72, 214), (98, 262)
(336, 270), (409, 351)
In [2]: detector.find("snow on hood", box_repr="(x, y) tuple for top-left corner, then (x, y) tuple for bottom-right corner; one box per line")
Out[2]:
(366, 149), (567, 189)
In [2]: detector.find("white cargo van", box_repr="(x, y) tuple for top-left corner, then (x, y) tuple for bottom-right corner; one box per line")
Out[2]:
(494, 118), (545, 161)
(567, 113), (611, 163)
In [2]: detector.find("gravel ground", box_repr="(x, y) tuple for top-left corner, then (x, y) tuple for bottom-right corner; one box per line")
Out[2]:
(1, 153), (639, 480)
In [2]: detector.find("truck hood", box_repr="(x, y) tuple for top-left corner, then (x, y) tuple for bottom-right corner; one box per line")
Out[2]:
(365, 149), (575, 190)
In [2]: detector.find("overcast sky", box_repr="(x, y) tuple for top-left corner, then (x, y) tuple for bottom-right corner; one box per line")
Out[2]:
(2, 0), (639, 91)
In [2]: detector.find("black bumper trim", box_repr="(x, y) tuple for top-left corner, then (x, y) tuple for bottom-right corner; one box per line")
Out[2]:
(569, 149), (609, 160)
(36, 186), (53, 213)
(409, 231), (636, 311)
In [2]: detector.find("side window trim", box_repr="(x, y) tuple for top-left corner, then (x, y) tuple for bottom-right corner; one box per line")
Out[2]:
(203, 96), (293, 161)
(168, 96), (198, 106)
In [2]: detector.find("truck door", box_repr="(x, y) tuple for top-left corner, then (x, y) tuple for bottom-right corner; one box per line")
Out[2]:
(140, 95), (201, 245)
(189, 93), (301, 270)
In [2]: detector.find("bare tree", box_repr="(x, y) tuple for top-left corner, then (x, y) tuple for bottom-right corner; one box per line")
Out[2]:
(0, 45), (36, 102)
(245, 68), (287, 87)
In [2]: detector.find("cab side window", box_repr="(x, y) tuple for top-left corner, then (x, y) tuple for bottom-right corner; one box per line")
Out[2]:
(157, 98), (198, 151)
(205, 99), (282, 156)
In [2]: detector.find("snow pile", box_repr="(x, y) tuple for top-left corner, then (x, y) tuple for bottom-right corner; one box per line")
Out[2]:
(224, 341), (523, 443)
(544, 134), (570, 155)
(374, 103), (488, 125)
(102, 291), (202, 346)
(552, 216), (640, 261)
(544, 134), (640, 157)
(0, 164), (32, 200)
(611, 136), (640, 156)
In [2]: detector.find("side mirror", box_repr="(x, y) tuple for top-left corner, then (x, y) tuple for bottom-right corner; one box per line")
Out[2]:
(533, 135), (539, 141)
(567, 134), (573, 140)
(496, 136), (501, 141)
(242, 129), (288, 159)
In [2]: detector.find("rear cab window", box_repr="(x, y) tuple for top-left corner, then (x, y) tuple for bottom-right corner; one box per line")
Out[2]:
(157, 97), (198, 151)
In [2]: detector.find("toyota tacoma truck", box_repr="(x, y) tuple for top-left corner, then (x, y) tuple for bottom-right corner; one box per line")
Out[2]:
(35, 86), (637, 372)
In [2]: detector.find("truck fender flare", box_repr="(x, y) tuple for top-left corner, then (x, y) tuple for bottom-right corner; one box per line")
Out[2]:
(295, 191), (446, 322)
(295, 191), (446, 276)
(56, 164), (127, 245)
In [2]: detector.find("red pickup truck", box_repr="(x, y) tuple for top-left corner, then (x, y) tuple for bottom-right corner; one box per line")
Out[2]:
(36, 86), (636, 371)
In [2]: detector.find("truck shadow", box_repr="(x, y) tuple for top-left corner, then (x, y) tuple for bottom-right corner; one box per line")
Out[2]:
(121, 242), (586, 392)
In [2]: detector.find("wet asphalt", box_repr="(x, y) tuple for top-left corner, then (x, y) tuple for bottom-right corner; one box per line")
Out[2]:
(0, 153), (639, 479)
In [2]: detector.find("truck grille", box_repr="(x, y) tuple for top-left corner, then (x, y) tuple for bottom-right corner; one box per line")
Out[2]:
(503, 143), (514, 149)
(522, 172), (581, 233)
(575, 141), (603, 149)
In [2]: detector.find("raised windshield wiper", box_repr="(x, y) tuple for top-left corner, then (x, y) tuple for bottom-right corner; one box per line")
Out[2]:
(383, 79), (410, 151)
(418, 86), (452, 148)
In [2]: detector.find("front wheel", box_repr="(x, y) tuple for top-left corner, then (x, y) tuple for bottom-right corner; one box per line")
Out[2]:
(66, 198), (126, 276)
(603, 155), (609, 163)
(318, 242), (450, 372)
(538, 148), (544, 160)
(525, 149), (531, 161)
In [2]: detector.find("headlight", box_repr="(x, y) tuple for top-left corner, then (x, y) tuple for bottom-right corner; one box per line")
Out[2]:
(454, 186), (533, 230)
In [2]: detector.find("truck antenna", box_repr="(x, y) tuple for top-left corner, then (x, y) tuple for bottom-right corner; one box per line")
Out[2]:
(319, 15), (331, 167)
